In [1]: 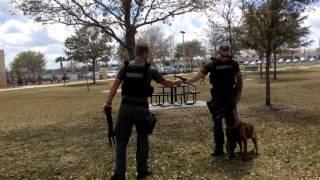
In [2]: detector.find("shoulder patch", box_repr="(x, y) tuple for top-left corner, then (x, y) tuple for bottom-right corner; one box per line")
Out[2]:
(215, 65), (234, 70)
(126, 72), (144, 78)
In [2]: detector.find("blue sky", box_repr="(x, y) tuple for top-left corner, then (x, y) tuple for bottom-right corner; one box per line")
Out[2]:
(1, 0), (320, 69)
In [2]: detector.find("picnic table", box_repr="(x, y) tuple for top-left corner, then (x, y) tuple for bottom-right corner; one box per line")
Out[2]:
(150, 83), (200, 106)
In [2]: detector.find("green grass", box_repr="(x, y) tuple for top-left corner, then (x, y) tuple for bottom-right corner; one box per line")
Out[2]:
(0, 69), (320, 179)
(240, 61), (320, 71)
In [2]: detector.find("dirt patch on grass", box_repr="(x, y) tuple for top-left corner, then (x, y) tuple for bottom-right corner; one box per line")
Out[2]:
(249, 104), (302, 113)
(256, 77), (310, 84)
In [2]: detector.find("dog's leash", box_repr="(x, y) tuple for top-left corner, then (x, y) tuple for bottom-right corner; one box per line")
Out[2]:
(174, 75), (198, 92)
(173, 75), (187, 83)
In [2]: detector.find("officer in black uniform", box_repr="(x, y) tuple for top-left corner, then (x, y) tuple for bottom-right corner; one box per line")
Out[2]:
(104, 44), (182, 180)
(185, 45), (243, 158)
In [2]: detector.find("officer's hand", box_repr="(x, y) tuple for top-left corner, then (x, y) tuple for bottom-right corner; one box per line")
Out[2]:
(175, 79), (183, 86)
(184, 78), (190, 84)
(103, 102), (112, 112)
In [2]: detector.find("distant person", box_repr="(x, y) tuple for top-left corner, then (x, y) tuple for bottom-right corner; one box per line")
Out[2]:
(185, 45), (243, 159)
(18, 78), (23, 86)
(52, 75), (58, 83)
(37, 75), (42, 85)
(6, 78), (10, 87)
(62, 74), (67, 85)
(104, 44), (182, 180)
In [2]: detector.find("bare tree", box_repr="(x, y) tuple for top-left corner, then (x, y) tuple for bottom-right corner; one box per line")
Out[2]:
(175, 40), (205, 71)
(116, 44), (129, 63)
(12, 0), (209, 60)
(136, 26), (170, 63)
(206, 22), (226, 57)
(207, 0), (243, 57)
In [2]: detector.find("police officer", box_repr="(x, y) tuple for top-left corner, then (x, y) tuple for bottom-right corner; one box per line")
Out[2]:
(104, 44), (182, 180)
(185, 45), (243, 158)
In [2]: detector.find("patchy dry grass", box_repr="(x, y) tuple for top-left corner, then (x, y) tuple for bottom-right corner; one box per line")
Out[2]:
(0, 69), (320, 179)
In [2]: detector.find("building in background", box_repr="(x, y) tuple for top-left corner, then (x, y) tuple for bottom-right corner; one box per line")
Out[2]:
(0, 50), (7, 88)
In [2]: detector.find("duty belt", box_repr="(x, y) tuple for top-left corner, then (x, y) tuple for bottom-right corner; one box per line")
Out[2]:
(122, 98), (149, 108)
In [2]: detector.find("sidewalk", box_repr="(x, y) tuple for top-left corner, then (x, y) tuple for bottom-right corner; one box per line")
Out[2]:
(0, 79), (110, 92)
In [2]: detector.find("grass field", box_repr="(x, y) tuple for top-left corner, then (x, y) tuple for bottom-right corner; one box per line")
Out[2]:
(239, 61), (320, 71)
(0, 69), (320, 179)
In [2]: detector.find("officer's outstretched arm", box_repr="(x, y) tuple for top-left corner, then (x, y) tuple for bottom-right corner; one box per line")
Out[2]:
(185, 72), (205, 83)
(105, 79), (122, 105)
(160, 79), (182, 87)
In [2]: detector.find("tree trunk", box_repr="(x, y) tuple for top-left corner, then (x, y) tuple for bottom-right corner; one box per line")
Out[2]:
(125, 28), (136, 60)
(191, 57), (193, 72)
(227, 20), (234, 57)
(265, 52), (271, 106)
(92, 60), (96, 84)
(259, 55), (263, 78)
(273, 52), (277, 80)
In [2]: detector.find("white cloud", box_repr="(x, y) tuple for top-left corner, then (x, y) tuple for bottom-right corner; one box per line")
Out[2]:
(304, 7), (320, 48)
(0, 0), (74, 70)
(147, 12), (209, 46)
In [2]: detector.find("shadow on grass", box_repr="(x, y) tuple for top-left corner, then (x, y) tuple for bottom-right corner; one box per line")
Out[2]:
(199, 151), (257, 179)
(248, 104), (320, 126)
(0, 116), (112, 179)
(256, 77), (309, 84)
(276, 70), (319, 75)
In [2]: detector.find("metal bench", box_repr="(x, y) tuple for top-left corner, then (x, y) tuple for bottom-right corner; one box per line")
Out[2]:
(150, 92), (167, 106)
(244, 65), (258, 72)
(183, 83), (200, 105)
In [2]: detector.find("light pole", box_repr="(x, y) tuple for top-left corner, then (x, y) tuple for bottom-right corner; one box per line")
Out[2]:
(180, 31), (185, 72)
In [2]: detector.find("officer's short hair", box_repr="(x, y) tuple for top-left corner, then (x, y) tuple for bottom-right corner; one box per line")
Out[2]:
(218, 45), (230, 52)
(136, 44), (150, 56)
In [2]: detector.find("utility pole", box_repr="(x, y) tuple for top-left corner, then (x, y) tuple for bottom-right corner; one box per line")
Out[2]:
(180, 31), (186, 72)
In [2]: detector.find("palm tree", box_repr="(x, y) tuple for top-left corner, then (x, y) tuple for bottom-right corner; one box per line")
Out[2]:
(55, 56), (67, 71)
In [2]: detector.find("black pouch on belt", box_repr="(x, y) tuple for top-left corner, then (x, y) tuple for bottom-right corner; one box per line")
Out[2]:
(146, 113), (157, 135)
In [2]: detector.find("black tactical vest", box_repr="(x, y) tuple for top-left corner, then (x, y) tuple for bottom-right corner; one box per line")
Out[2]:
(121, 61), (154, 98)
(209, 58), (237, 95)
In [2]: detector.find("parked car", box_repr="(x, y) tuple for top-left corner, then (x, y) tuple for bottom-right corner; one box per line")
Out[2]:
(107, 71), (118, 78)
(300, 57), (306, 62)
(309, 57), (315, 62)
(244, 61), (250, 65)
(293, 58), (299, 63)
(164, 67), (180, 74)
(277, 59), (284, 63)
(249, 61), (256, 65)
(285, 59), (292, 63)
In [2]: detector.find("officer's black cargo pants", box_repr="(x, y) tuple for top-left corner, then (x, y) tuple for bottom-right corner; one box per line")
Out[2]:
(113, 104), (150, 177)
(210, 95), (237, 154)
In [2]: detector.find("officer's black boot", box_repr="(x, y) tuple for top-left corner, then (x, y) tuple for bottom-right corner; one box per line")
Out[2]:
(110, 174), (125, 180)
(226, 127), (236, 159)
(212, 114), (224, 157)
(137, 169), (152, 179)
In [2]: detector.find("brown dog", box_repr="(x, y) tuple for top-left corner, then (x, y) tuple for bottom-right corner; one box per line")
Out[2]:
(235, 120), (258, 155)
